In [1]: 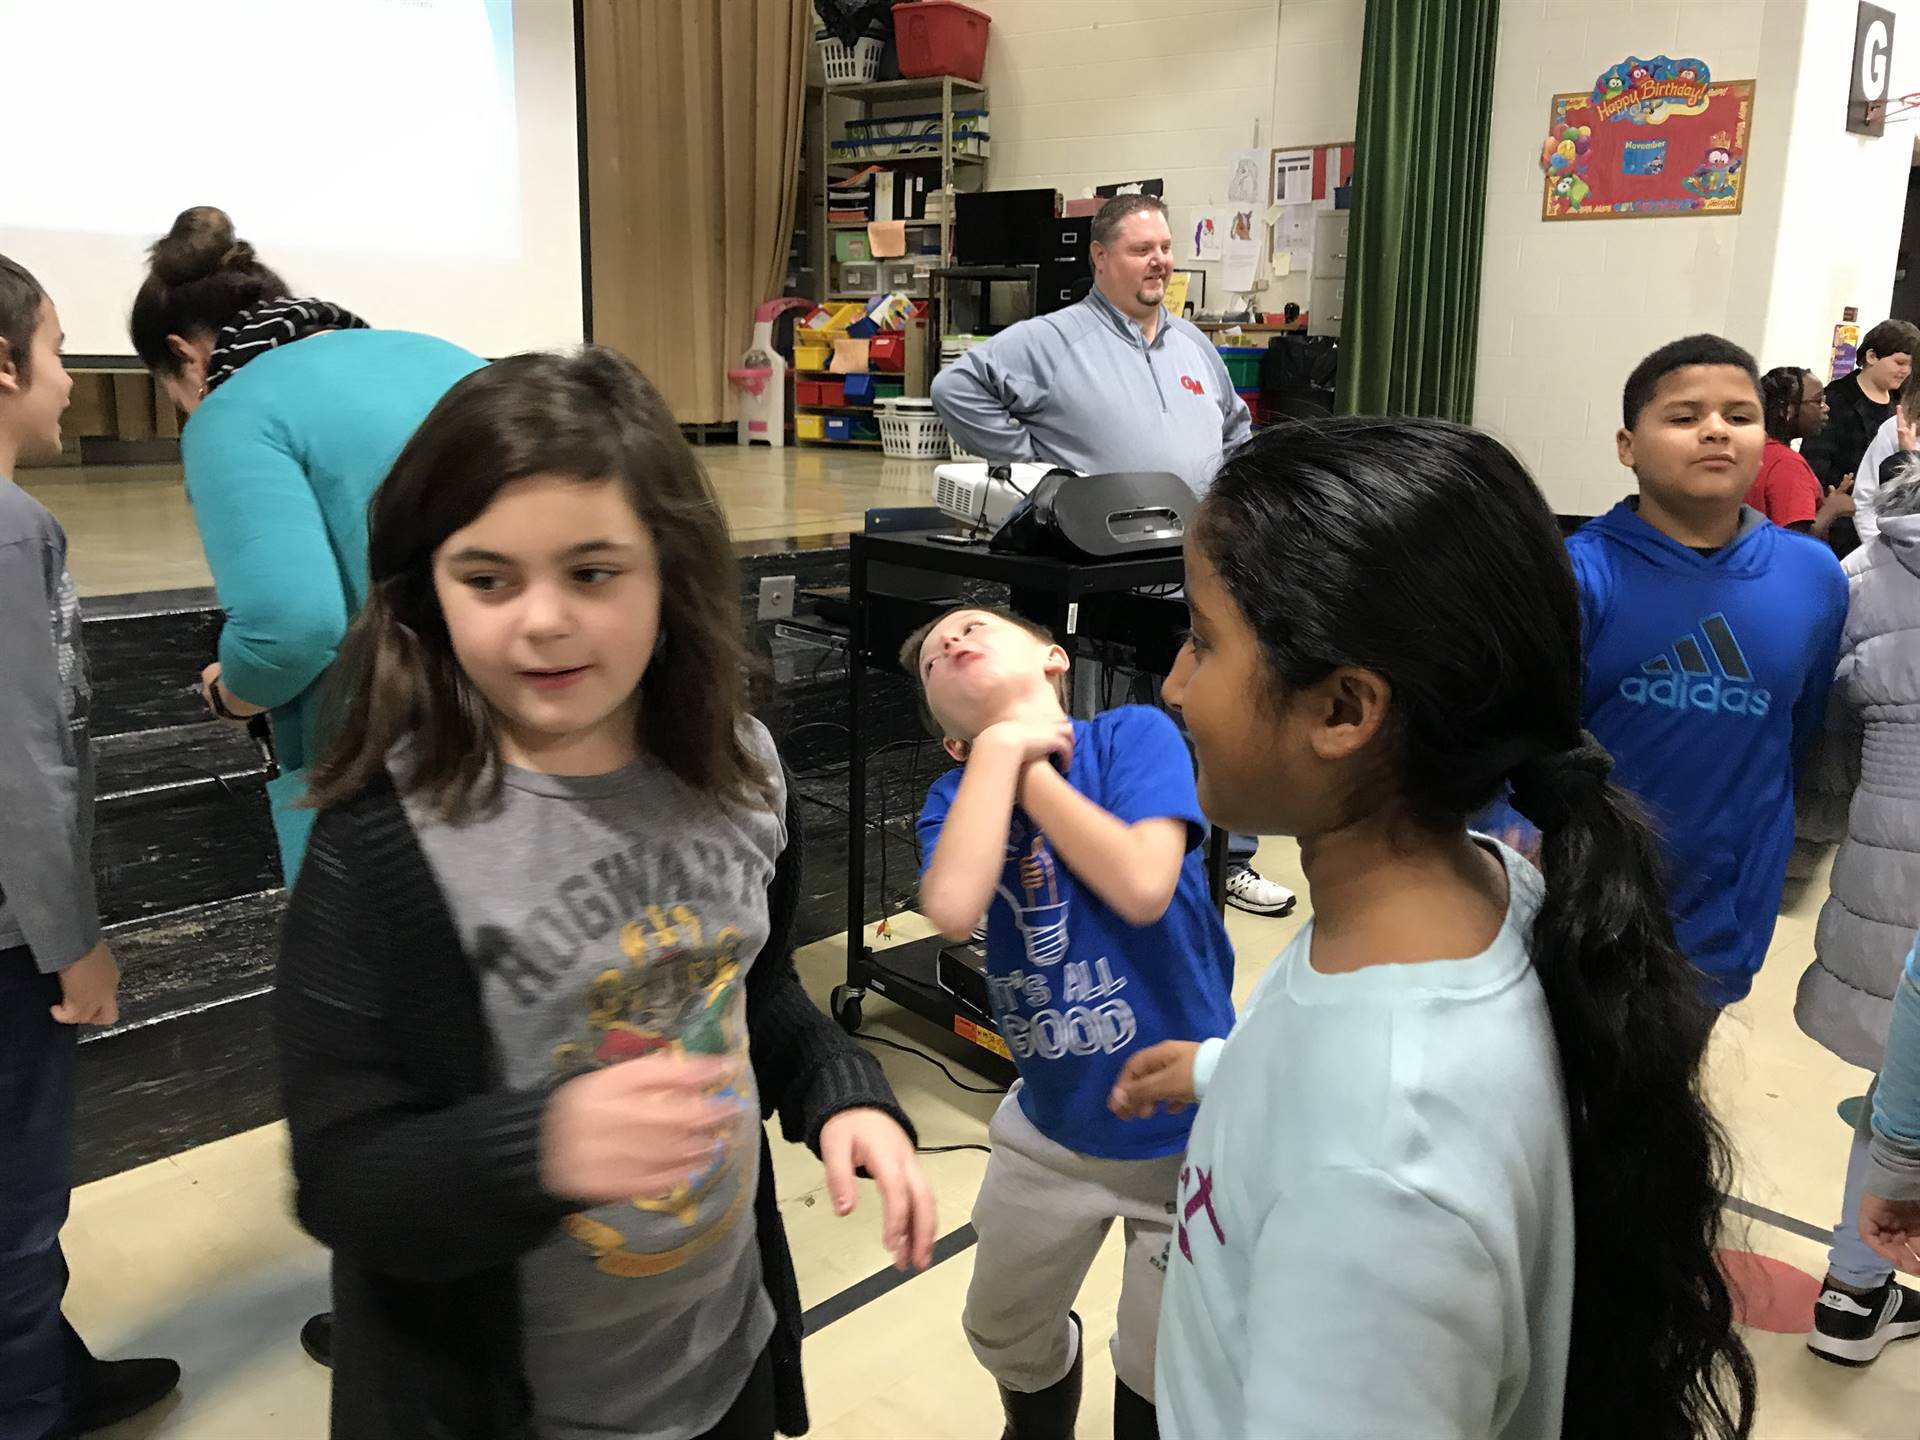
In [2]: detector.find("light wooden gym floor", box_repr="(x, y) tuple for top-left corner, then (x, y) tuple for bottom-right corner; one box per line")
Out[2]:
(19, 445), (941, 597)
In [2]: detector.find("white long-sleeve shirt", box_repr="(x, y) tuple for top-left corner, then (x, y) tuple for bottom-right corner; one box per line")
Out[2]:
(1157, 844), (1574, 1439)
(1852, 414), (1903, 545)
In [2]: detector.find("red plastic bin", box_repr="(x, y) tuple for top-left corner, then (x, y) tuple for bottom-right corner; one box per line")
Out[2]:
(892, 1), (989, 82)
(867, 333), (906, 372)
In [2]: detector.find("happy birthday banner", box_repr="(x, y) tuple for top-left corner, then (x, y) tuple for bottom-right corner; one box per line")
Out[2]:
(1540, 54), (1756, 222)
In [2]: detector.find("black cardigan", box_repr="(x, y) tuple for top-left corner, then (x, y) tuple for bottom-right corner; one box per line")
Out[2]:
(1803, 371), (1895, 492)
(274, 771), (912, 1439)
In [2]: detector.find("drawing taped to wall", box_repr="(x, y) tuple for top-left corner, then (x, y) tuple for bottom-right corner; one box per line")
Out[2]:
(1182, 209), (1223, 261)
(1227, 148), (1263, 205)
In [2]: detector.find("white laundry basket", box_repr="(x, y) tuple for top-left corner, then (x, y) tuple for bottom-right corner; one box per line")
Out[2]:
(817, 30), (883, 87)
(877, 398), (948, 459)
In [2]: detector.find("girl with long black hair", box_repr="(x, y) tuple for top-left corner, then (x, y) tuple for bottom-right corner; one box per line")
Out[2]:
(1109, 417), (1755, 1438)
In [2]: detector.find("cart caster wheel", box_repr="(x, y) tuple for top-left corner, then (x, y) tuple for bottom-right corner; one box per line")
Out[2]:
(831, 985), (864, 1034)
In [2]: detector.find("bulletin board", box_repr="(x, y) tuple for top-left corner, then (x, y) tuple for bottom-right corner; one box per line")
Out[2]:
(1541, 55), (1755, 221)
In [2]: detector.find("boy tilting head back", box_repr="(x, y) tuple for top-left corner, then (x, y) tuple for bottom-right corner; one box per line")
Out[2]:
(904, 606), (1236, 1440)
(1576, 335), (1846, 1004)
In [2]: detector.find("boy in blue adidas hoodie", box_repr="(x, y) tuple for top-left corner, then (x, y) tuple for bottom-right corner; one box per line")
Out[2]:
(905, 605), (1236, 1440)
(1567, 335), (1846, 1004)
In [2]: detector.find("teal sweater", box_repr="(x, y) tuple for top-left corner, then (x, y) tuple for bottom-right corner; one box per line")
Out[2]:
(182, 329), (483, 883)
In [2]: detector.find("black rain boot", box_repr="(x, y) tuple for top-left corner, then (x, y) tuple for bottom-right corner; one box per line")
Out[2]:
(65, 1352), (182, 1435)
(1113, 1377), (1160, 1440)
(301, 1312), (333, 1367)
(998, 1312), (1084, 1440)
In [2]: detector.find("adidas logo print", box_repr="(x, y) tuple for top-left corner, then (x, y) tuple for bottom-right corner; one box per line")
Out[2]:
(1818, 1288), (1875, 1317)
(1618, 612), (1772, 717)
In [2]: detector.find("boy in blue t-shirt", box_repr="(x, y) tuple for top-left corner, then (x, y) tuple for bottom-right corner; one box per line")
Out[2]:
(905, 605), (1235, 1440)
(1549, 335), (1845, 1004)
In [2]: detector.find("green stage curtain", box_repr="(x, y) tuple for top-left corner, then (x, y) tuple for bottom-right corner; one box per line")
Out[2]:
(1338, 0), (1501, 420)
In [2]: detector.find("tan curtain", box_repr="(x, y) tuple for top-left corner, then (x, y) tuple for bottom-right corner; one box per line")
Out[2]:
(583, 0), (808, 424)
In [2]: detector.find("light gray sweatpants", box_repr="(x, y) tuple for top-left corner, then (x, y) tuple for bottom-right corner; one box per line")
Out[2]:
(963, 1085), (1183, 1400)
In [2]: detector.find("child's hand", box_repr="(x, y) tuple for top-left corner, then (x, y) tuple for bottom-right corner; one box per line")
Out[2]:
(975, 718), (1074, 770)
(540, 1054), (741, 1206)
(1820, 475), (1858, 523)
(51, 942), (119, 1027)
(820, 1108), (937, 1271)
(1109, 1040), (1200, 1119)
(1860, 1191), (1920, 1275)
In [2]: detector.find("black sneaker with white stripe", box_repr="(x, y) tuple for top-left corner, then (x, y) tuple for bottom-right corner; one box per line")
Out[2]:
(1807, 1275), (1920, 1366)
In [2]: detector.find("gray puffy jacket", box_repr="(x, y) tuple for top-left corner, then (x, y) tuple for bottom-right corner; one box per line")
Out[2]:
(1796, 507), (1920, 1068)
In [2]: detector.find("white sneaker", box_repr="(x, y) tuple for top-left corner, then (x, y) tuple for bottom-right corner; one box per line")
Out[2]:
(1225, 867), (1297, 917)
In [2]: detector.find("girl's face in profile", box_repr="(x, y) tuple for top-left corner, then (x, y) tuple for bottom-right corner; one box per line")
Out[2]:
(1165, 539), (1295, 837)
(432, 472), (662, 775)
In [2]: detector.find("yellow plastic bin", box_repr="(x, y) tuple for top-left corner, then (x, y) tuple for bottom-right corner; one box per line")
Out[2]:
(796, 413), (826, 441)
(794, 340), (831, 372)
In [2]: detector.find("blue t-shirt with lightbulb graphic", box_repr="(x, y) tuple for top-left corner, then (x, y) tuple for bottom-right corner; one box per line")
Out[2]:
(917, 705), (1237, 1160)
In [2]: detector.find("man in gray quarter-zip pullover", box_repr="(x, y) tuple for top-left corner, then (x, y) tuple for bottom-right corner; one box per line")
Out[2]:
(931, 195), (1251, 498)
(929, 197), (1294, 919)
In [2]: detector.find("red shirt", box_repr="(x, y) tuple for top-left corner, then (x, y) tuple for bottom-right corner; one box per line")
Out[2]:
(1746, 437), (1821, 527)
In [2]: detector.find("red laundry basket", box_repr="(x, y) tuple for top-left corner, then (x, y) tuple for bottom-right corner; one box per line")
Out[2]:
(891, 1), (990, 82)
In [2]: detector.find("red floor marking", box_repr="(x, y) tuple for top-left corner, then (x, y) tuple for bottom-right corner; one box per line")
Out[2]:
(1718, 1249), (1821, 1333)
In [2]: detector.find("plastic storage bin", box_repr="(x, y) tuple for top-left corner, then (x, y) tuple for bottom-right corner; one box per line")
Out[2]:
(1217, 346), (1265, 389)
(817, 377), (846, 405)
(816, 28), (883, 87)
(833, 231), (873, 264)
(878, 398), (949, 458)
(872, 376), (906, 401)
(843, 373), (877, 405)
(796, 413), (825, 441)
(868, 333), (906, 372)
(884, 261), (926, 295)
(794, 339), (831, 372)
(825, 416), (853, 441)
(892, 2), (990, 82)
(840, 262), (880, 294)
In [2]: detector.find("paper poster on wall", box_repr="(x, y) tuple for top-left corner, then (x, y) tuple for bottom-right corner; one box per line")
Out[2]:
(1180, 208), (1223, 261)
(1096, 178), (1165, 198)
(1227, 148), (1263, 205)
(1271, 148), (1314, 205)
(1275, 203), (1315, 272)
(1271, 143), (1354, 210)
(1540, 55), (1755, 220)
(1161, 271), (1192, 316)
(1222, 230), (1260, 293)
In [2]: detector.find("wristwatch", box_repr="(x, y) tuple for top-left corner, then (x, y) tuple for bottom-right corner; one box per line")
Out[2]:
(206, 677), (242, 722)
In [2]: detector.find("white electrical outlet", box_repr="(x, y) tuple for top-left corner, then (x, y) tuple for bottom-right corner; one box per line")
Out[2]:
(757, 575), (795, 620)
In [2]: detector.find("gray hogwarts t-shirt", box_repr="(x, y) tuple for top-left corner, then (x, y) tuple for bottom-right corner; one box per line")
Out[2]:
(404, 722), (786, 1440)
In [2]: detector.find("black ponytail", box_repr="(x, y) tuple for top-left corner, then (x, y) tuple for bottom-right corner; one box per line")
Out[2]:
(1197, 417), (1755, 1440)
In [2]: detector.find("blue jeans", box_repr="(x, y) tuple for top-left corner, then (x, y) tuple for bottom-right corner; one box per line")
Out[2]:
(0, 947), (77, 1440)
(1830, 1074), (1893, 1290)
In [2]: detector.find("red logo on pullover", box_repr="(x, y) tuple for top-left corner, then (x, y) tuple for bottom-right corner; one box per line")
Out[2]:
(1180, 375), (1205, 395)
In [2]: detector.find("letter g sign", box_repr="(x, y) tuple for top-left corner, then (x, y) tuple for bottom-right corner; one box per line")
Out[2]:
(1851, 2), (1896, 137)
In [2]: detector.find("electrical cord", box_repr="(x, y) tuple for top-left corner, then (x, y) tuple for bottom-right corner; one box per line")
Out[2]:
(859, 1032), (1008, 1096)
(916, 1143), (993, 1156)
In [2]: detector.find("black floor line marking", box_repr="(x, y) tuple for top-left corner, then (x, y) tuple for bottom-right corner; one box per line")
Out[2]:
(799, 1198), (1830, 1338)
(1722, 1193), (1831, 1248)
(802, 1223), (979, 1336)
